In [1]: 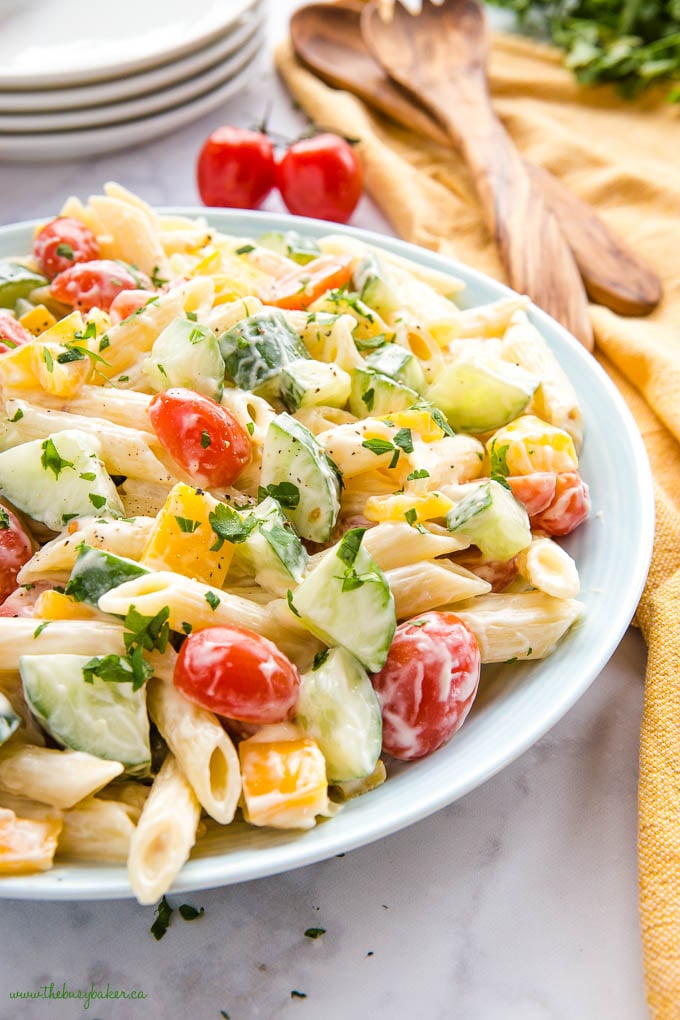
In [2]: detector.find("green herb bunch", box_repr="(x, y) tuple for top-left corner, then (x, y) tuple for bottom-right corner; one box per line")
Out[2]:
(487, 0), (680, 100)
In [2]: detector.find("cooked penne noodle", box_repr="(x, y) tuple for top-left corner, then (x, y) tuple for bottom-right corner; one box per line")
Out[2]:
(18, 515), (155, 584)
(147, 678), (241, 824)
(454, 592), (584, 662)
(5, 386), (153, 433)
(456, 295), (530, 338)
(386, 560), (491, 618)
(360, 521), (469, 569)
(57, 795), (137, 862)
(127, 753), (200, 905)
(0, 746), (124, 808)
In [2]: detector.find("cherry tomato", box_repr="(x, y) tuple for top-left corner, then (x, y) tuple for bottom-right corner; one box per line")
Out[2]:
(276, 133), (363, 223)
(530, 472), (590, 537)
(148, 387), (251, 489)
(0, 580), (52, 618)
(371, 611), (481, 761)
(49, 260), (152, 313)
(261, 253), (354, 310)
(0, 504), (34, 604)
(455, 551), (518, 592)
(506, 472), (557, 517)
(0, 311), (32, 354)
(174, 625), (300, 723)
(197, 126), (275, 209)
(109, 288), (157, 324)
(33, 217), (100, 280)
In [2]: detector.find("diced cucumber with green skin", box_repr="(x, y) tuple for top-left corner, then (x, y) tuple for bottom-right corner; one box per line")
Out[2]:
(365, 344), (426, 393)
(297, 647), (382, 782)
(445, 479), (531, 560)
(219, 311), (309, 395)
(0, 691), (20, 746)
(20, 654), (151, 776)
(426, 356), (540, 433)
(352, 254), (401, 318)
(260, 413), (341, 543)
(0, 261), (48, 308)
(349, 367), (420, 417)
(0, 429), (124, 531)
(64, 544), (149, 607)
(143, 316), (224, 400)
(234, 496), (308, 594)
(291, 528), (396, 672)
(257, 231), (321, 265)
(280, 358), (352, 412)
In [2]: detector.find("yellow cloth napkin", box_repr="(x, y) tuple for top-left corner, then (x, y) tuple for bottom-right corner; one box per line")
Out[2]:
(276, 29), (680, 1017)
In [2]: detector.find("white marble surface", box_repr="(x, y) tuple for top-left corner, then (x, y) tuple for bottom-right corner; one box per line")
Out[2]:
(0, 4), (650, 1019)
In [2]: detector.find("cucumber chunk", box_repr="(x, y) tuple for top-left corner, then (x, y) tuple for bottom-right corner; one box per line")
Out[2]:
(260, 413), (341, 542)
(64, 544), (149, 607)
(143, 316), (224, 400)
(365, 343), (426, 393)
(426, 355), (540, 433)
(352, 254), (401, 317)
(297, 647), (383, 782)
(349, 367), (420, 417)
(257, 231), (321, 265)
(0, 261), (47, 308)
(0, 691), (20, 746)
(445, 479), (531, 560)
(219, 310), (309, 395)
(291, 528), (396, 672)
(20, 653), (151, 776)
(234, 496), (308, 595)
(0, 429), (124, 531)
(280, 357), (351, 412)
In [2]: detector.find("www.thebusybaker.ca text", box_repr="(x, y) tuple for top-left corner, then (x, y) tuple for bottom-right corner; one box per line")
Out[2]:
(9, 981), (148, 1010)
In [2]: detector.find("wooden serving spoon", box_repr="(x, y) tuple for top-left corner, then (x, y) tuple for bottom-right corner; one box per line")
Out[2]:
(290, 1), (661, 319)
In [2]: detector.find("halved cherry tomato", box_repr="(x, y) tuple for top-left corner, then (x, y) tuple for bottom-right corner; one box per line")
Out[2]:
(531, 471), (590, 536)
(0, 504), (35, 604)
(371, 611), (480, 761)
(197, 126), (275, 209)
(455, 551), (518, 592)
(276, 133), (363, 223)
(109, 288), (158, 324)
(50, 260), (151, 313)
(148, 387), (251, 489)
(0, 311), (32, 354)
(174, 625), (300, 724)
(0, 580), (52, 618)
(33, 217), (100, 280)
(506, 472), (557, 517)
(261, 254), (353, 310)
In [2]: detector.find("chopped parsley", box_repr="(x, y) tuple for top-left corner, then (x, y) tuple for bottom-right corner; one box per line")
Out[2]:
(258, 482), (300, 509)
(186, 310), (198, 322)
(151, 265), (168, 288)
(79, 471), (96, 482)
(150, 897), (173, 940)
(42, 347), (54, 372)
(204, 590), (220, 611)
(98, 335), (110, 353)
(174, 516), (201, 534)
(178, 904), (205, 921)
(8, 408), (23, 423)
(88, 493), (107, 510)
(209, 504), (257, 550)
(40, 437), (74, 479)
(362, 387), (375, 412)
(200, 429), (211, 449)
(312, 649), (330, 671)
(181, 621), (193, 635)
(188, 326), (206, 345)
(0, 507), (10, 530)
(55, 242), (74, 260)
(404, 507), (427, 534)
(246, 421), (255, 436)
(291, 991), (307, 1000)
(304, 927), (326, 939)
(123, 605), (170, 657)
(336, 528), (382, 592)
(287, 589), (300, 617)
(406, 469), (430, 481)
(235, 243), (255, 255)
(489, 440), (510, 479)
(82, 652), (152, 692)
(33, 621), (50, 638)
(361, 437), (394, 457)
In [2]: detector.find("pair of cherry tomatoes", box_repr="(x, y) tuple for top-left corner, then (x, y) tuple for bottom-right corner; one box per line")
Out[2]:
(196, 127), (363, 224)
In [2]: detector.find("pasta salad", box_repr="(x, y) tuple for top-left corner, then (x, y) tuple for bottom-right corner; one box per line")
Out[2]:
(0, 184), (589, 903)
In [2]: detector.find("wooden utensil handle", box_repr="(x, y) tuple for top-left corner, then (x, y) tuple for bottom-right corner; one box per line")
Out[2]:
(438, 94), (593, 347)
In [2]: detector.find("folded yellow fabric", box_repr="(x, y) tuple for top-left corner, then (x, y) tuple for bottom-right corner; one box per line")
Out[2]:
(276, 30), (680, 1018)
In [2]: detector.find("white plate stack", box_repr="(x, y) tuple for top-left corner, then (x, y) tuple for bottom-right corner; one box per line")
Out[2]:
(0, 0), (266, 162)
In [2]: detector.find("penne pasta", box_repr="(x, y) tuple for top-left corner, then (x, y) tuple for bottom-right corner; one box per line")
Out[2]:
(0, 746), (124, 809)
(57, 795), (137, 862)
(454, 592), (584, 662)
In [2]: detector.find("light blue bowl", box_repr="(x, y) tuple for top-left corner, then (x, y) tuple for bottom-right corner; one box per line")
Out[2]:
(0, 209), (654, 900)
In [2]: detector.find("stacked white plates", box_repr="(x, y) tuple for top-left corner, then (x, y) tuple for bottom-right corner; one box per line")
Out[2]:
(0, 0), (265, 162)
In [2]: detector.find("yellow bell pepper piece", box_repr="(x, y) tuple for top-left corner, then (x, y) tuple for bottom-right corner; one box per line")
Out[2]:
(364, 489), (455, 524)
(34, 590), (101, 622)
(33, 341), (93, 397)
(140, 483), (233, 586)
(18, 305), (56, 337)
(0, 809), (62, 875)
(488, 414), (578, 476)
(0, 343), (37, 390)
(239, 734), (329, 830)
(308, 292), (393, 341)
(376, 408), (446, 443)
